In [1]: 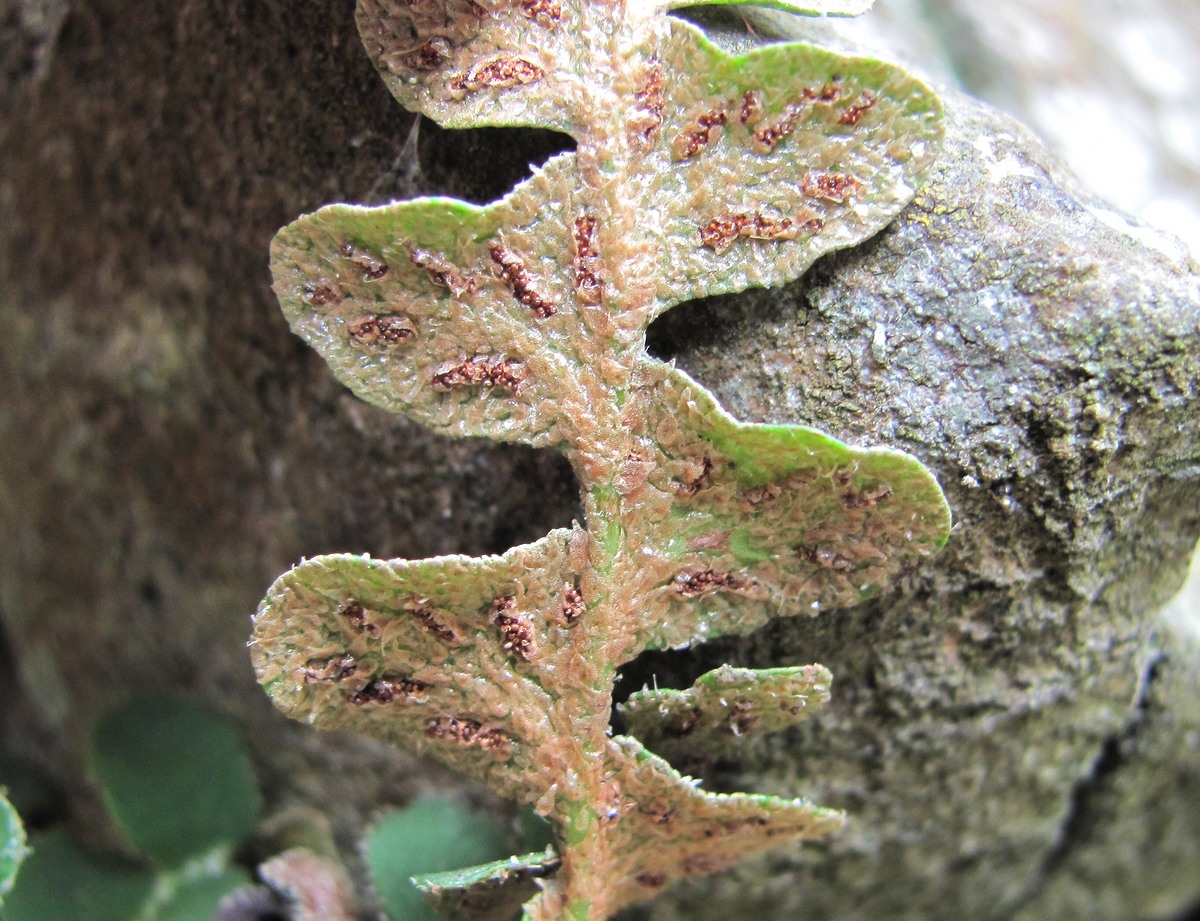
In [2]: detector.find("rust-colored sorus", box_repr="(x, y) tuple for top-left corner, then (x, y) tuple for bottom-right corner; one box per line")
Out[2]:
(843, 482), (893, 508)
(300, 654), (358, 684)
(431, 354), (528, 392)
(801, 170), (863, 203)
(629, 56), (665, 142)
(408, 605), (460, 644)
(672, 105), (728, 160)
(305, 280), (341, 307)
(404, 242), (476, 297)
(338, 600), (380, 637)
(346, 315), (416, 347)
(838, 91), (877, 126)
(339, 241), (388, 279)
(673, 569), (751, 597)
(521, 0), (561, 23)
(560, 584), (585, 624)
(387, 37), (452, 72)
(425, 716), (510, 751)
(738, 89), (763, 126)
(348, 676), (429, 705)
(798, 546), (855, 573)
(751, 83), (841, 153)
(572, 214), (604, 306)
(678, 455), (714, 495)
(726, 701), (757, 736)
(698, 212), (798, 254)
(491, 596), (537, 661)
(449, 57), (544, 98)
(490, 242), (557, 317)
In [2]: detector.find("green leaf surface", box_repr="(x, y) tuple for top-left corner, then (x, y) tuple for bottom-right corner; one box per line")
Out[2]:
(620, 664), (832, 759)
(253, 530), (582, 799)
(415, 849), (560, 921)
(357, 0), (587, 132)
(2, 830), (155, 921)
(270, 162), (605, 450)
(521, 737), (844, 918)
(0, 792), (26, 906)
(364, 798), (511, 921)
(152, 867), (250, 921)
(640, 20), (942, 318)
(90, 696), (261, 868)
(621, 363), (950, 651)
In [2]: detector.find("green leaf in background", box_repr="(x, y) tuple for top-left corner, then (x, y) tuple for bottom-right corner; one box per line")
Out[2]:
(90, 695), (261, 868)
(2, 829), (154, 921)
(0, 791), (27, 906)
(153, 866), (250, 921)
(415, 849), (560, 921)
(364, 797), (511, 921)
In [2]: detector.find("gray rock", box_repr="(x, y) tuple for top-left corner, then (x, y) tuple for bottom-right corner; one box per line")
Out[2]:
(638, 83), (1200, 921)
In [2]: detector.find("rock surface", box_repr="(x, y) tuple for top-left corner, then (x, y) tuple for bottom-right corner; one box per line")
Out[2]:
(1, 2), (1198, 920)
(641, 77), (1200, 921)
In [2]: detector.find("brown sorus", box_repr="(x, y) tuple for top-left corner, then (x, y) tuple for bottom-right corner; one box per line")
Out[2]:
(630, 56), (665, 142)
(801, 171), (863, 203)
(698, 212), (797, 254)
(491, 596), (537, 661)
(340, 241), (389, 279)
(521, 0), (561, 22)
(572, 214), (604, 306)
(838, 92), (878, 126)
(305, 280), (341, 307)
(450, 58), (544, 98)
(678, 455), (714, 495)
(384, 37), (451, 72)
(489, 243), (556, 317)
(338, 600), (380, 637)
(798, 546), (855, 573)
(672, 105), (728, 160)
(751, 84), (841, 153)
(300, 655), (358, 684)
(348, 676), (428, 705)
(404, 243), (476, 297)
(346, 315), (416, 347)
(673, 569), (750, 598)
(409, 605), (460, 644)
(561, 584), (585, 624)
(425, 716), (510, 750)
(431, 354), (528, 393)
(843, 482), (893, 508)
(738, 90), (763, 126)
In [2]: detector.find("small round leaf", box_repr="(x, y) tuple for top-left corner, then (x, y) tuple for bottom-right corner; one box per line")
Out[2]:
(91, 695), (261, 867)
(2, 829), (154, 921)
(364, 798), (510, 921)
(1, 791), (27, 904)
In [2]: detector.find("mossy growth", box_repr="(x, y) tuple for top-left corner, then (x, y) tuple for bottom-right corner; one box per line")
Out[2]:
(251, 0), (950, 919)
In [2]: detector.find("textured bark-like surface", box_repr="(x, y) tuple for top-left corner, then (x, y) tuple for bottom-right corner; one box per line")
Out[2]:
(1, 1), (1198, 920)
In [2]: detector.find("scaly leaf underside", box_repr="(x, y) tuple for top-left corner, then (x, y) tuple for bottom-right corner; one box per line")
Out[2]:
(254, 0), (948, 919)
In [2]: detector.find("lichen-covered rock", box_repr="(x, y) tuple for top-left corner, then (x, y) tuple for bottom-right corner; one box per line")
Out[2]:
(642, 83), (1200, 921)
